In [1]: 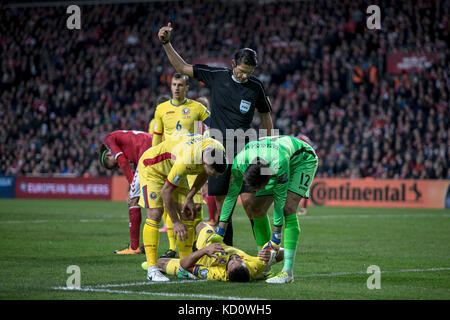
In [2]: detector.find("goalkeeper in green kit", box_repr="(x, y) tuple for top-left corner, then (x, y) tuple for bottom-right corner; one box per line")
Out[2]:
(215, 135), (318, 284)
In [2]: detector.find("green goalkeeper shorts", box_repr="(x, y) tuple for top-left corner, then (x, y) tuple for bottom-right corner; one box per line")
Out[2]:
(256, 153), (318, 199)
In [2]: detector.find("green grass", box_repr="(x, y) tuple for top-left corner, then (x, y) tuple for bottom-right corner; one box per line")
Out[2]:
(0, 199), (449, 300)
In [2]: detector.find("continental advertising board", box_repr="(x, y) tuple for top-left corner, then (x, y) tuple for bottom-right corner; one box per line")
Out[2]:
(309, 178), (450, 209)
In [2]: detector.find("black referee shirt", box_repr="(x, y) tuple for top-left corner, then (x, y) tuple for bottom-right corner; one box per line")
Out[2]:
(193, 64), (272, 143)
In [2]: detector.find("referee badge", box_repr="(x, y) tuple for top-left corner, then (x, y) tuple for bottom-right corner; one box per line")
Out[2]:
(239, 100), (251, 114)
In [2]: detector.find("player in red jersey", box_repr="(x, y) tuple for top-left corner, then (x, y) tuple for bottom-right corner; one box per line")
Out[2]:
(296, 133), (318, 216)
(99, 130), (153, 254)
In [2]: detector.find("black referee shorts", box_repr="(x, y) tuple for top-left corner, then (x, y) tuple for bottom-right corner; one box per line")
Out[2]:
(208, 136), (251, 196)
(207, 164), (231, 196)
(207, 165), (249, 196)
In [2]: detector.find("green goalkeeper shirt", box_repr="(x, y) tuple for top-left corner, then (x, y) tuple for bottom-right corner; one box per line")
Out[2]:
(219, 135), (314, 227)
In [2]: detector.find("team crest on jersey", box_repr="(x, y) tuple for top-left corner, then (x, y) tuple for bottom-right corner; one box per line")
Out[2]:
(150, 192), (158, 200)
(199, 269), (209, 279)
(239, 100), (251, 114)
(182, 108), (190, 115)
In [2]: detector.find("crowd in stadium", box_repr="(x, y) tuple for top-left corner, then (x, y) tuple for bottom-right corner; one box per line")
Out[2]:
(0, 0), (448, 180)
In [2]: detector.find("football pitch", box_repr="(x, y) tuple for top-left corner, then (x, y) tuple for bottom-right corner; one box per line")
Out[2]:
(0, 199), (449, 300)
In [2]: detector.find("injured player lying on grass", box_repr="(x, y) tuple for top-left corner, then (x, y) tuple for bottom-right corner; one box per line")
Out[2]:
(142, 222), (284, 282)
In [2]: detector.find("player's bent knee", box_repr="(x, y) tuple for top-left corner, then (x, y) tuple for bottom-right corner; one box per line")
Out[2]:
(128, 197), (139, 207)
(157, 258), (170, 273)
(147, 208), (163, 221)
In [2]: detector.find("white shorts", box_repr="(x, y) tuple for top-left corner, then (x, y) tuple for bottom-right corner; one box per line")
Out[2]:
(129, 168), (141, 199)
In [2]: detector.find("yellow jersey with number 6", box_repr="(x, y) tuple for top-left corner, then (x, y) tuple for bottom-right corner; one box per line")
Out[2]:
(153, 98), (210, 142)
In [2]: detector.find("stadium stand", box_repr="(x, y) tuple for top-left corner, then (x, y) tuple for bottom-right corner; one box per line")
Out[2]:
(0, 0), (448, 179)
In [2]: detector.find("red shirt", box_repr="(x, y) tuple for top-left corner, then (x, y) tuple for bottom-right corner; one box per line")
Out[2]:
(104, 130), (153, 184)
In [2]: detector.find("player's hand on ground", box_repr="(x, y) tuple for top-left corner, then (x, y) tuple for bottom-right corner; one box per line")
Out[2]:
(158, 22), (172, 44)
(173, 220), (188, 242)
(202, 243), (226, 259)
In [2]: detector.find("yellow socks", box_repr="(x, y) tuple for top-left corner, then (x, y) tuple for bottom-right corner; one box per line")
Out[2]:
(177, 220), (195, 259)
(165, 211), (177, 252)
(143, 218), (160, 267)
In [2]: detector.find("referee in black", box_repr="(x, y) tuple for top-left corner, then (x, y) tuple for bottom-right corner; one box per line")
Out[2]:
(158, 23), (274, 246)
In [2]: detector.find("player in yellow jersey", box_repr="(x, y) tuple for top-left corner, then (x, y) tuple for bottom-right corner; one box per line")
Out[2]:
(153, 222), (284, 282)
(148, 94), (171, 236)
(152, 73), (211, 259)
(138, 133), (227, 281)
(148, 94), (170, 136)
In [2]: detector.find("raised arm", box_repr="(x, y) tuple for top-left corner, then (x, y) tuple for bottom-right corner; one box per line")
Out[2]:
(158, 23), (194, 77)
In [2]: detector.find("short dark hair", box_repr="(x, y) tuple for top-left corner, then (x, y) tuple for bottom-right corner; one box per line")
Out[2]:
(172, 72), (189, 85)
(204, 148), (228, 174)
(233, 48), (258, 67)
(243, 157), (273, 191)
(156, 94), (170, 105)
(228, 265), (250, 282)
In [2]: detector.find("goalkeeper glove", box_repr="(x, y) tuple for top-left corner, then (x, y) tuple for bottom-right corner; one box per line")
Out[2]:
(215, 225), (226, 238)
(177, 266), (197, 280)
(263, 231), (282, 251)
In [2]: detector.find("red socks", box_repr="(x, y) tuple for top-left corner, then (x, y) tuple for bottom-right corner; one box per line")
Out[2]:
(206, 196), (217, 221)
(129, 206), (142, 250)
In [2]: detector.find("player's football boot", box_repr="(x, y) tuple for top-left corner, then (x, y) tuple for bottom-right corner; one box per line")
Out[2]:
(265, 270), (294, 284)
(297, 208), (308, 216)
(147, 266), (169, 282)
(159, 249), (177, 258)
(114, 244), (143, 255)
(263, 267), (276, 280)
(159, 225), (168, 232)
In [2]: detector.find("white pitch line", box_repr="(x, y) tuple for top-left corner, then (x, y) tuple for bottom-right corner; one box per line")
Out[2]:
(295, 267), (450, 278)
(90, 279), (207, 288)
(51, 267), (450, 299)
(52, 286), (265, 300)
